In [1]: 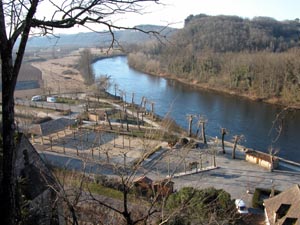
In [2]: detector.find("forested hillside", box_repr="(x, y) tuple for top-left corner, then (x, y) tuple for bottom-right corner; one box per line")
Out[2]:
(128, 15), (300, 107)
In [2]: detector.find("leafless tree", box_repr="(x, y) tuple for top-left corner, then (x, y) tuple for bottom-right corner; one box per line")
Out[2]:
(186, 114), (194, 137)
(232, 135), (244, 159)
(269, 106), (293, 144)
(78, 48), (95, 85)
(268, 146), (279, 172)
(197, 115), (207, 144)
(221, 128), (227, 154)
(96, 74), (112, 94)
(0, 1), (160, 224)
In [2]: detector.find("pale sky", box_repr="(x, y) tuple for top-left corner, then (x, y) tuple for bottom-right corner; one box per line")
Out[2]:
(36, 0), (300, 34)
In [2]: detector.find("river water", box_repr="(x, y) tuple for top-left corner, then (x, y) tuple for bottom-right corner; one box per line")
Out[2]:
(93, 56), (300, 162)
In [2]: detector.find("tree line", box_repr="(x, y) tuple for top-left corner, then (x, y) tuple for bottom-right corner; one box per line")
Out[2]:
(127, 14), (300, 107)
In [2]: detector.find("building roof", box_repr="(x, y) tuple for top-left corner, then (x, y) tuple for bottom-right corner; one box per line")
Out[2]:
(264, 184), (300, 225)
(133, 176), (153, 185)
(29, 118), (75, 136)
(14, 134), (60, 224)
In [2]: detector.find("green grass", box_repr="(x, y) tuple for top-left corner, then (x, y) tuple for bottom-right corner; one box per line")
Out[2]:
(53, 168), (125, 201)
(87, 183), (124, 199)
(56, 97), (78, 104)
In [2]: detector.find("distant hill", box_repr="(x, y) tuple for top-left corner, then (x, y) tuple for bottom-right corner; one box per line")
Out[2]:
(25, 25), (176, 49)
(175, 14), (300, 52)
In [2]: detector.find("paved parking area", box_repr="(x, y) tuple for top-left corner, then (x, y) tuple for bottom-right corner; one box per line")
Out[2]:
(151, 145), (300, 209)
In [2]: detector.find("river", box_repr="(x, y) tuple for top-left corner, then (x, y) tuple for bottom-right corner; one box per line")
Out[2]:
(93, 56), (300, 162)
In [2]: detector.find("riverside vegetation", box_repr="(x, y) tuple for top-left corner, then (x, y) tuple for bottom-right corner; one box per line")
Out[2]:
(127, 14), (300, 108)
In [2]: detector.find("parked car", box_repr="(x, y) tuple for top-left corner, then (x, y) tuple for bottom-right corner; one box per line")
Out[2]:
(31, 95), (42, 101)
(235, 199), (249, 214)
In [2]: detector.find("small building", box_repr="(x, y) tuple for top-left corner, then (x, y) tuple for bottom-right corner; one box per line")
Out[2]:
(133, 176), (153, 197)
(28, 118), (76, 144)
(152, 179), (174, 199)
(88, 110), (106, 122)
(245, 150), (279, 170)
(133, 176), (174, 199)
(29, 118), (75, 136)
(264, 184), (300, 225)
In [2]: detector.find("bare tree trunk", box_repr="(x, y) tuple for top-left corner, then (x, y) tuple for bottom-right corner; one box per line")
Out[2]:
(1, 1), (38, 220)
(201, 122), (207, 144)
(122, 186), (133, 225)
(151, 102), (154, 119)
(187, 115), (193, 137)
(232, 136), (239, 159)
(221, 128), (227, 154)
(105, 111), (113, 130)
(140, 96), (145, 108)
(119, 111), (124, 128)
(136, 110), (140, 130)
(124, 110), (129, 132)
(114, 84), (118, 97)
(1, 71), (18, 224)
(1, 43), (20, 225)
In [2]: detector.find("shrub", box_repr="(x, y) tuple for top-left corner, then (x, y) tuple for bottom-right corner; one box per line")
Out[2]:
(252, 188), (281, 209)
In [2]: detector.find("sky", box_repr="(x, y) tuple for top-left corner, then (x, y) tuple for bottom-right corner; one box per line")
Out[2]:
(36, 0), (300, 34)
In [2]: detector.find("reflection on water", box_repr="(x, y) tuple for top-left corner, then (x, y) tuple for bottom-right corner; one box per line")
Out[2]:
(93, 56), (300, 162)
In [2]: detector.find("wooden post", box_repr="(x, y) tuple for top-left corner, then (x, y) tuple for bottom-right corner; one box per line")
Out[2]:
(123, 152), (127, 169)
(105, 149), (109, 163)
(213, 154), (216, 167)
(113, 133), (116, 147)
(124, 110), (129, 132)
(50, 136), (53, 151)
(31, 134), (35, 143)
(86, 130), (89, 142)
(63, 140), (66, 154)
(143, 98), (147, 114)
(140, 96), (145, 108)
(200, 153), (203, 170)
(114, 84), (118, 97)
(128, 136), (131, 150)
(168, 157), (170, 177)
(119, 110), (124, 128)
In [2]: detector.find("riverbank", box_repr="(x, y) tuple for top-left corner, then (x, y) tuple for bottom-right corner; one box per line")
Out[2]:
(126, 59), (300, 110)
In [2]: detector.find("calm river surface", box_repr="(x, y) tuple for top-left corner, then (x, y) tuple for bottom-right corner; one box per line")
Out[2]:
(93, 56), (300, 162)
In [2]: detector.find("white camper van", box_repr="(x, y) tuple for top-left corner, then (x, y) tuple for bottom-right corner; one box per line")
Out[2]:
(46, 96), (57, 103)
(31, 95), (42, 101)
